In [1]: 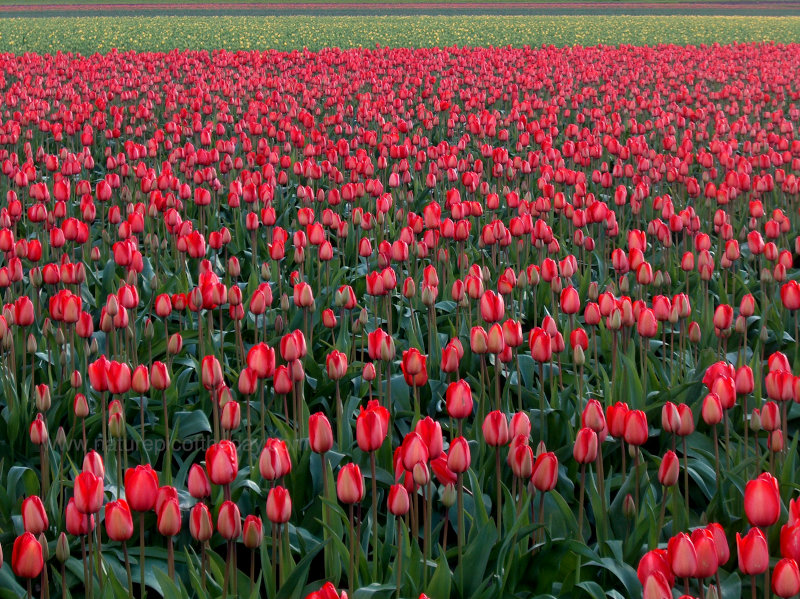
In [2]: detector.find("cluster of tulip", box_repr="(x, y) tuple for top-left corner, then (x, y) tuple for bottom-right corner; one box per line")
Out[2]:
(3, 43), (800, 599)
(639, 472), (800, 599)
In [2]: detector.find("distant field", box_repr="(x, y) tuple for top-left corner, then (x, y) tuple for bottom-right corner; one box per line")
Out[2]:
(1, 15), (799, 52)
(0, 0), (796, 16)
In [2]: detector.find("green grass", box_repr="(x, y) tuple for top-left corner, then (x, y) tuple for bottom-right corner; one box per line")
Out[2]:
(0, 15), (798, 53)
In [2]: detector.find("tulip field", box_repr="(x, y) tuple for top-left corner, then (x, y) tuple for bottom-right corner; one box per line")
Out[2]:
(5, 35), (800, 599)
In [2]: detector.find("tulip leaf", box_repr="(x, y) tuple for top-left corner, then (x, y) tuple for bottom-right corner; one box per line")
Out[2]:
(424, 554), (452, 599)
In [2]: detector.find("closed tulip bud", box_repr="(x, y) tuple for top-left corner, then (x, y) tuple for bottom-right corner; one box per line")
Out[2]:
(217, 500), (241, 540)
(432, 483), (454, 510)
(201, 355), (223, 390)
(642, 572), (672, 599)
(150, 361), (170, 390)
(531, 451), (558, 491)
(74, 393), (89, 418)
(104, 499), (134, 542)
(387, 484), (410, 516)
(745, 472), (781, 527)
(131, 365), (150, 394)
(702, 393), (723, 425)
(65, 498), (94, 536)
(573, 428), (598, 463)
(55, 427), (66, 449)
(221, 400), (241, 431)
(124, 464), (159, 512)
(582, 399), (606, 433)
(243, 515), (263, 549)
(259, 438), (292, 481)
(622, 493), (636, 519)
(509, 442), (533, 478)
(337, 463), (364, 504)
(737, 528), (769, 575)
(637, 549), (674, 588)
(623, 410), (648, 446)
(658, 450), (680, 487)
(35, 384), (50, 411)
(770, 430), (785, 453)
(309, 412), (334, 454)
(510, 411), (532, 439)
(74, 471), (104, 514)
(326, 350), (348, 380)
(761, 402), (781, 431)
(414, 417), (443, 460)
(29, 413), (48, 445)
(482, 411), (510, 447)
(189, 503), (213, 542)
(205, 440), (238, 486)
(668, 532), (698, 578)
(22, 496), (48, 535)
(188, 464), (211, 499)
(412, 461), (430, 486)
(167, 333), (183, 355)
(675, 404), (694, 437)
(55, 532), (69, 563)
(447, 437), (471, 473)
(773, 558), (800, 598)
(82, 450), (105, 478)
(688, 321), (702, 344)
(706, 522), (730, 565)
(692, 528), (719, 579)
(157, 498), (181, 537)
(446, 379), (473, 419)
(11, 532), (43, 579)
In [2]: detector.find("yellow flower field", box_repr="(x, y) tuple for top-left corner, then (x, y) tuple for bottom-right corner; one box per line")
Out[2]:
(1, 15), (799, 53)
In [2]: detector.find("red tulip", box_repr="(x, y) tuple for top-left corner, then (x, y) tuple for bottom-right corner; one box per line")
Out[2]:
(482, 411), (510, 447)
(642, 572), (672, 599)
(573, 427), (598, 463)
(217, 500), (242, 540)
(737, 528), (769, 575)
(11, 532), (43, 579)
(445, 379), (473, 419)
(658, 451), (680, 487)
(309, 412), (334, 453)
(667, 532), (697, 578)
(157, 497), (181, 537)
(623, 409), (648, 446)
(744, 472), (781, 527)
(188, 464), (211, 499)
(781, 523), (800, 563)
(106, 360), (132, 394)
(266, 486), (292, 524)
(401, 348), (428, 387)
(105, 499), (134, 542)
(531, 452), (558, 492)
(189, 503), (214, 542)
(691, 528), (719, 578)
(201, 355), (223, 390)
(637, 549), (674, 587)
(357, 401), (389, 452)
(21, 496), (48, 535)
(415, 417), (443, 460)
(65, 497), (94, 536)
(326, 350), (348, 380)
(388, 484), (410, 516)
(206, 440), (238, 486)
(479, 290), (504, 323)
(124, 465), (159, 512)
(243, 515), (263, 549)
(447, 437), (471, 473)
(773, 558), (800, 598)
(259, 438), (292, 480)
(337, 463), (364, 504)
(74, 471), (104, 514)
